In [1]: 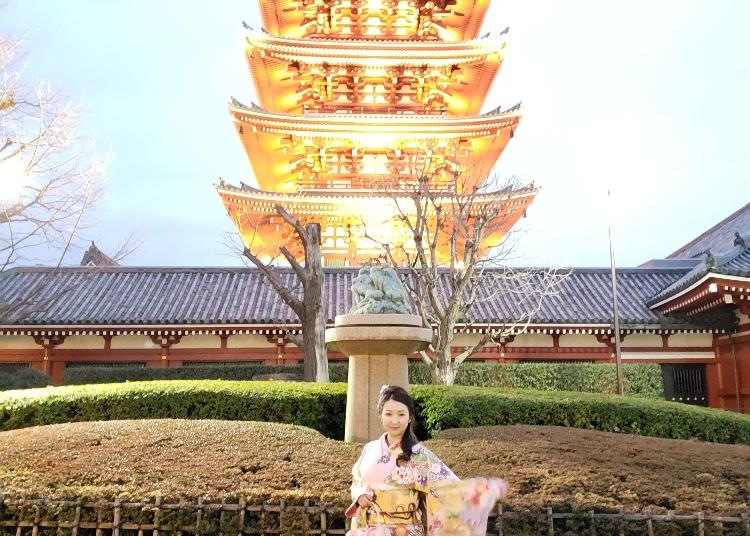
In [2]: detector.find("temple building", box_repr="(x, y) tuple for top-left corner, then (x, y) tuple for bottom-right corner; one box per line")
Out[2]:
(1, 1), (748, 414)
(216, 0), (534, 266)
(0, 203), (748, 412)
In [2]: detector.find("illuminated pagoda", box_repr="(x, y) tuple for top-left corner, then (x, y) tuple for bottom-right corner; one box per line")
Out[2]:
(216, 0), (537, 266)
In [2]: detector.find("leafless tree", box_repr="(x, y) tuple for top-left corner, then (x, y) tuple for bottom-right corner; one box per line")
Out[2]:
(225, 203), (329, 383)
(1, 35), (106, 270)
(0, 34), (140, 324)
(364, 170), (566, 385)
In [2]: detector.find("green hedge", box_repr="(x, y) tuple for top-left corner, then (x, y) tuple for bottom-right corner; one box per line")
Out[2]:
(408, 362), (663, 398)
(0, 368), (50, 390)
(411, 385), (750, 444)
(63, 363), (349, 385)
(0, 381), (347, 439)
(2, 381), (749, 445)
(62, 362), (661, 398)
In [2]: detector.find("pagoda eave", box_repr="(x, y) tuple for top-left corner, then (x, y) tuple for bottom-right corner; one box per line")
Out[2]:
(245, 32), (505, 64)
(245, 34), (503, 116)
(229, 102), (520, 135)
(228, 104), (520, 193)
(217, 182), (537, 266)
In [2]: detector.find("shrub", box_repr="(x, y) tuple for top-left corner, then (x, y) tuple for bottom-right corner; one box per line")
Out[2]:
(63, 363), (350, 385)
(0, 381), (347, 439)
(0, 367), (50, 390)
(411, 385), (750, 444)
(2, 381), (749, 445)
(408, 362), (663, 398)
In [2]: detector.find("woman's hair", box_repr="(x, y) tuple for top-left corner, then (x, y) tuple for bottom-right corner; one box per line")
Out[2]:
(377, 384), (418, 463)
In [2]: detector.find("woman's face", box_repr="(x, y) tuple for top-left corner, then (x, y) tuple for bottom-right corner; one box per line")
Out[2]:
(380, 398), (410, 439)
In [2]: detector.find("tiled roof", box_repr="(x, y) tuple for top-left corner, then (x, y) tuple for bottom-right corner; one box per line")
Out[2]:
(668, 202), (750, 259)
(80, 242), (118, 267)
(0, 266), (691, 328)
(650, 240), (750, 305)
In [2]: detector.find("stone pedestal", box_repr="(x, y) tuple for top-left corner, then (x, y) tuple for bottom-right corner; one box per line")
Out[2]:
(325, 314), (432, 443)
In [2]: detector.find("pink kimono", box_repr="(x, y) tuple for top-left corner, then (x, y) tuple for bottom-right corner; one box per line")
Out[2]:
(347, 434), (506, 536)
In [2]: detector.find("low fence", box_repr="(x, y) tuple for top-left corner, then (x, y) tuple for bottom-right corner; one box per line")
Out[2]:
(1, 496), (749, 536)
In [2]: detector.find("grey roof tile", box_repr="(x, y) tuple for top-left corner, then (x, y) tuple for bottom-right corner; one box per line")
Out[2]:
(668, 203), (750, 259)
(650, 240), (750, 305)
(0, 266), (694, 328)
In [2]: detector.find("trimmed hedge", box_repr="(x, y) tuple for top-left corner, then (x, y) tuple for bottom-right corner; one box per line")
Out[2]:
(62, 362), (661, 398)
(0, 381), (347, 439)
(0, 368), (50, 390)
(63, 363), (350, 384)
(409, 362), (663, 398)
(411, 385), (750, 444)
(2, 381), (749, 445)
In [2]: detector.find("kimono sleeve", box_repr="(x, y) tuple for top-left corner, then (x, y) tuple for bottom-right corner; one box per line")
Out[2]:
(409, 444), (459, 493)
(350, 443), (374, 502)
(409, 446), (507, 535)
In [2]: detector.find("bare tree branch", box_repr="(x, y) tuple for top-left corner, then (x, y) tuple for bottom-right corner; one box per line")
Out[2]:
(361, 163), (567, 384)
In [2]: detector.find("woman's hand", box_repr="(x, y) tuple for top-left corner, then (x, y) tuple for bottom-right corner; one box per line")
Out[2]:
(356, 494), (373, 508)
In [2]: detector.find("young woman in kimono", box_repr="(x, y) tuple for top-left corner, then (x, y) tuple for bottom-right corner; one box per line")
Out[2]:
(346, 385), (507, 536)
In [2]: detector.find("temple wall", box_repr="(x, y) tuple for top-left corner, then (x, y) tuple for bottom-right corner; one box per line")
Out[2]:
(668, 333), (713, 347)
(227, 335), (271, 348)
(57, 336), (105, 350)
(506, 334), (554, 347)
(111, 336), (159, 350)
(0, 336), (38, 350)
(621, 334), (662, 348)
(175, 335), (222, 349)
(622, 351), (715, 361)
(450, 334), (481, 347)
(559, 334), (602, 348)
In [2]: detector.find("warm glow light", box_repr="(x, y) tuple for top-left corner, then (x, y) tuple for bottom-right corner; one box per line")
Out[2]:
(358, 133), (396, 147)
(0, 157), (29, 206)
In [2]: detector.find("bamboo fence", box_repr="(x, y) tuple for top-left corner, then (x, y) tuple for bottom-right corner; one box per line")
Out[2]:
(0, 495), (749, 536)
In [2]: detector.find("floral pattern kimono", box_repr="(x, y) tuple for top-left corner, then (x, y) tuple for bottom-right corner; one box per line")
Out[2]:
(347, 434), (506, 536)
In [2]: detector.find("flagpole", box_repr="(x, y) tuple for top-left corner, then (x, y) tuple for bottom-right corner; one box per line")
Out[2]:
(608, 189), (625, 395)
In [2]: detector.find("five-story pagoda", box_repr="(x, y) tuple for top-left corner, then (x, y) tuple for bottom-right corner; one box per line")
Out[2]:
(217, 0), (537, 266)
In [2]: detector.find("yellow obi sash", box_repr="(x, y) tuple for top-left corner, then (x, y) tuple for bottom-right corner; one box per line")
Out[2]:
(365, 488), (421, 526)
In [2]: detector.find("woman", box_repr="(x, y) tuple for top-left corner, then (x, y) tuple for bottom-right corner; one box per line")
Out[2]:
(347, 385), (507, 536)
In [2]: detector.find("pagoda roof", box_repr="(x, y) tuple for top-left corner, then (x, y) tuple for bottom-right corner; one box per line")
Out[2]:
(667, 202), (750, 259)
(257, 0), (491, 42)
(0, 266), (712, 331)
(216, 179), (537, 201)
(245, 32), (504, 115)
(229, 100), (520, 193)
(229, 99), (520, 137)
(245, 31), (505, 67)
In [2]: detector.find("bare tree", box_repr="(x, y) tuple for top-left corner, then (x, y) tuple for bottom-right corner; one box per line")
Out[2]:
(227, 203), (329, 383)
(1, 35), (105, 271)
(0, 35), (143, 325)
(364, 171), (566, 385)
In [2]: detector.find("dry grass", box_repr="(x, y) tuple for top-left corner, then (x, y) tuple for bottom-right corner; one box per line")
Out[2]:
(0, 420), (748, 515)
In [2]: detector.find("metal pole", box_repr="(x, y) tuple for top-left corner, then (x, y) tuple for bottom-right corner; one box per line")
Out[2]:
(608, 190), (625, 395)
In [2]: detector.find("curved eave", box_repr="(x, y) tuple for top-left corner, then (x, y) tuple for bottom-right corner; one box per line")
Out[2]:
(245, 32), (505, 66)
(258, 0), (491, 42)
(228, 103), (521, 137)
(245, 34), (503, 116)
(216, 183), (538, 207)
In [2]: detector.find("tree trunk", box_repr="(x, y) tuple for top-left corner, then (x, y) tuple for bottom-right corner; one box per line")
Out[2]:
(304, 223), (329, 382)
(430, 345), (456, 385)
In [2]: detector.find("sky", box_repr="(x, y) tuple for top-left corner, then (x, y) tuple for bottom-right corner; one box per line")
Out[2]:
(2, 0), (749, 268)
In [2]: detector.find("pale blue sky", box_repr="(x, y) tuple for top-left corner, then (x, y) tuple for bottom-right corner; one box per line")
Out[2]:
(3, 1), (749, 268)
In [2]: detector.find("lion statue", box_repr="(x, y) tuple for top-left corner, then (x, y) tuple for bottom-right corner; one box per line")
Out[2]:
(349, 265), (412, 315)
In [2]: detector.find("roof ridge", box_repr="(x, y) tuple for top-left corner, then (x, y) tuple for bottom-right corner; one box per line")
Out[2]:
(667, 202), (750, 258)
